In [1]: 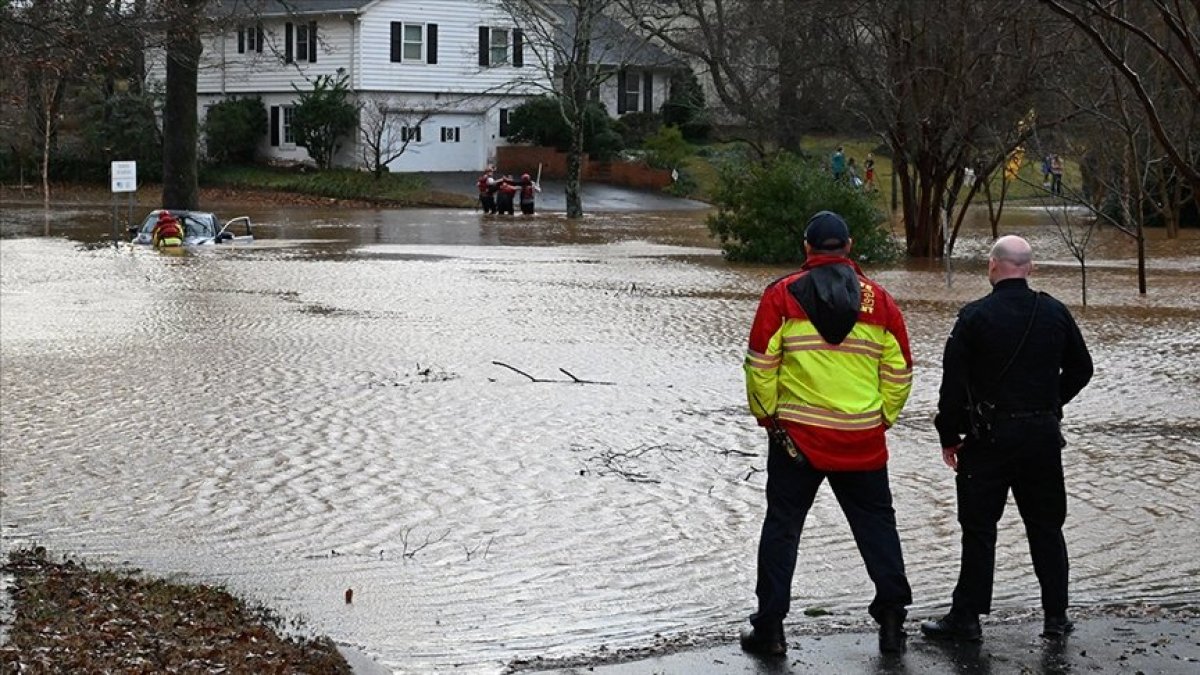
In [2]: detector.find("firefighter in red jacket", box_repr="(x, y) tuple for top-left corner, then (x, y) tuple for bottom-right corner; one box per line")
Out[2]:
(477, 166), (497, 214)
(496, 174), (518, 215)
(739, 211), (913, 657)
(518, 172), (540, 215)
(151, 211), (184, 248)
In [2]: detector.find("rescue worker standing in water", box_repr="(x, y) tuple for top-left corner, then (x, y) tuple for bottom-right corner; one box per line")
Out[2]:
(740, 211), (914, 657)
(152, 211), (184, 248)
(922, 235), (1093, 643)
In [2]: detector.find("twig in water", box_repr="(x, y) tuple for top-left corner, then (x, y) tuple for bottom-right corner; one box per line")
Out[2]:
(399, 527), (451, 559)
(491, 361), (615, 385)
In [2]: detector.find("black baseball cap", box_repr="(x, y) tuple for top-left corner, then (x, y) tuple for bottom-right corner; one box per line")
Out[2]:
(804, 211), (851, 250)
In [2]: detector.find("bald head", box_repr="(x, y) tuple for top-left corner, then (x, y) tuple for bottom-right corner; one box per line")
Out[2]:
(988, 235), (1033, 285)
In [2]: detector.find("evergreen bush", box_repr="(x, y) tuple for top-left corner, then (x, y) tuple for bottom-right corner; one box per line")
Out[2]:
(613, 111), (661, 147)
(291, 73), (357, 169)
(202, 96), (266, 166)
(642, 125), (692, 170)
(661, 71), (710, 141)
(506, 95), (623, 159)
(707, 152), (896, 264)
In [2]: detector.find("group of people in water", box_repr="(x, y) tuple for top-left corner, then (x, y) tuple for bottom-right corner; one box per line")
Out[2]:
(476, 165), (541, 215)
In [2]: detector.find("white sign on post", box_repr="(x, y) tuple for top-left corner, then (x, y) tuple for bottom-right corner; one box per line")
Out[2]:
(111, 161), (137, 193)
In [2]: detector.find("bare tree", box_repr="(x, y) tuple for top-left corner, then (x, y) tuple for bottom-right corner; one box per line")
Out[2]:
(494, 0), (670, 218)
(2, 0), (127, 211)
(358, 96), (437, 179)
(627, 0), (840, 154)
(835, 0), (1081, 258)
(1042, 0), (1200, 211)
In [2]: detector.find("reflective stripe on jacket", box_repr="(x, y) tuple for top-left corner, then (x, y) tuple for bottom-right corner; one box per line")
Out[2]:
(744, 254), (913, 471)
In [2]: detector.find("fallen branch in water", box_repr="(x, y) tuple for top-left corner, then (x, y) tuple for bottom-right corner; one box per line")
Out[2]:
(399, 528), (451, 559)
(492, 361), (615, 385)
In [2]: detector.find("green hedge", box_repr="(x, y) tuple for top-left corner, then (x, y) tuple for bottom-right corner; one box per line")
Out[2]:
(707, 152), (897, 264)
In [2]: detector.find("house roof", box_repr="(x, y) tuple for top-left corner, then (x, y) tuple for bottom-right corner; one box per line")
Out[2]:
(207, 0), (373, 19)
(544, 4), (677, 69)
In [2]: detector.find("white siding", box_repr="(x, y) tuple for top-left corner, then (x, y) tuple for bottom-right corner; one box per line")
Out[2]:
(355, 0), (550, 95)
(198, 18), (356, 94)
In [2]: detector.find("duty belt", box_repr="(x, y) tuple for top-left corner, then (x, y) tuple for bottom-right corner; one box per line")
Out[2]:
(992, 409), (1056, 421)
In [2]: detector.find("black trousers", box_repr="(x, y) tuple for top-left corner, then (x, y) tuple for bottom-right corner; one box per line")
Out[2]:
(951, 415), (1068, 616)
(751, 439), (911, 629)
(480, 195), (496, 213)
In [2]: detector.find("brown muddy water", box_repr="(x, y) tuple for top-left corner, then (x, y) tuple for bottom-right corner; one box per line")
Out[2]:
(1, 202), (1198, 673)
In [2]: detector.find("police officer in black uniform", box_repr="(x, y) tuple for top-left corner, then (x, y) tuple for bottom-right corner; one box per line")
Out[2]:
(923, 235), (1093, 642)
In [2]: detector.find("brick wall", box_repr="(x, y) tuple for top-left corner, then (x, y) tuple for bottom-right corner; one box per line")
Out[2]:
(495, 145), (672, 191)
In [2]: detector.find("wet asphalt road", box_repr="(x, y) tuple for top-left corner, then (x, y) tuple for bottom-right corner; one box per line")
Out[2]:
(521, 616), (1200, 674)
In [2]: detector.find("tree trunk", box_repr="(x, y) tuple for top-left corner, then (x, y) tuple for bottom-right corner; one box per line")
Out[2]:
(162, 0), (203, 210)
(775, 1), (802, 153)
(565, 117), (584, 218)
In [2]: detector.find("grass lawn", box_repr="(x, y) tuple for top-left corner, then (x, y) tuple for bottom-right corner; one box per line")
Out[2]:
(676, 135), (1082, 208)
(200, 165), (473, 207)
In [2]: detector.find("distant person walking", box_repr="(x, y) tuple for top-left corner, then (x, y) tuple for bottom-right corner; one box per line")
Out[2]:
(922, 235), (1093, 644)
(847, 157), (863, 189)
(1041, 155), (1052, 188)
(831, 146), (846, 182)
(1049, 155), (1064, 195)
(864, 154), (876, 192)
(739, 211), (914, 658)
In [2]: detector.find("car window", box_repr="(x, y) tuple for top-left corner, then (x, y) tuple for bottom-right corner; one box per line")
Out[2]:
(182, 215), (216, 238)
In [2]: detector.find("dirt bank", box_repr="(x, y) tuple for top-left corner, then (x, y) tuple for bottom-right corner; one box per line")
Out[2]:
(0, 547), (351, 674)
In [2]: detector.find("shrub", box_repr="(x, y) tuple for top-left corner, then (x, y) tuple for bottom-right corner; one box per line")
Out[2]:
(642, 125), (692, 170)
(661, 70), (710, 141)
(82, 91), (162, 172)
(506, 95), (623, 159)
(292, 73), (357, 169)
(707, 152), (896, 263)
(613, 111), (661, 147)
(202, 96), (266, 166)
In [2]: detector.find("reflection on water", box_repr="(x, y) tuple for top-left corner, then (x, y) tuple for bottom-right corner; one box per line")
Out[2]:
(2, 203), (1198, 674)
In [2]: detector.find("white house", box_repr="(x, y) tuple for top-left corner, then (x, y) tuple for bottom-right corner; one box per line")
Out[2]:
(145, 0), (677, 173)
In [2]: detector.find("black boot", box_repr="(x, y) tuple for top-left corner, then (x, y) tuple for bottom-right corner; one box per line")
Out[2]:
(920, 611), (982, 642)
(739, 623), (786, 657)
(878, 612), (907, 653)
(1042, 614), (1074, 638)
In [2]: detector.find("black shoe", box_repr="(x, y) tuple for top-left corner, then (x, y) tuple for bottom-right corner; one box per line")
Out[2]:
(878, 612), (907, 653)
(1042, 615), (1075, 638)
(920, 612), (982, 642)
(740, 625), (787, 657)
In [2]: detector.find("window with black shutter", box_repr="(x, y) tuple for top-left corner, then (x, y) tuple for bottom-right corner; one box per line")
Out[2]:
(295, 23), (309, 62)
(427, 24), (437, 64)
(479, 27), (489, 67)
(512, 29), (523, 67)
(616, 70), (627, 114)
(308, 22), (318, 63)
(238, 28), (245, 54)
(270, 106), (280, 146)
(499, 108), (509, 137)
(643, 72), (653, 113)
(285, 22), (293, 62)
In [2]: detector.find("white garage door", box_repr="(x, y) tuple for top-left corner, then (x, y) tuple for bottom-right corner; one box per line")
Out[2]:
(385, 113), (487, 172)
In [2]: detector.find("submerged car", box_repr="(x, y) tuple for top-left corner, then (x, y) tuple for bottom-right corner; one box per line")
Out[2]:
(130, 210), (254, 247)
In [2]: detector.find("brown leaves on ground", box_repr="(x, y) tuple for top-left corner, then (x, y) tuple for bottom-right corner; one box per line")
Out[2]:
(0, 547), (350, 675)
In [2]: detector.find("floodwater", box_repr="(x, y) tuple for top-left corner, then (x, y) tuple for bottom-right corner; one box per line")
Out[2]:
(1, 201), (1198, 674)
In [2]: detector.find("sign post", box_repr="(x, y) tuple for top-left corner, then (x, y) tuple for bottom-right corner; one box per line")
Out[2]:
(110, 161), (137, 248)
